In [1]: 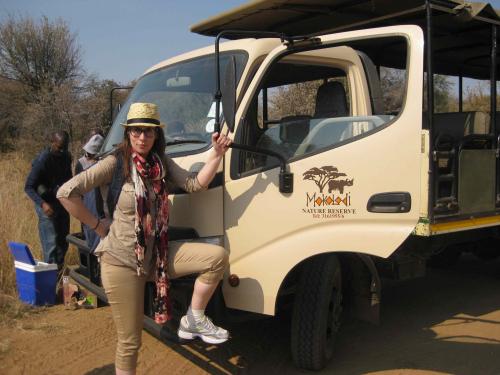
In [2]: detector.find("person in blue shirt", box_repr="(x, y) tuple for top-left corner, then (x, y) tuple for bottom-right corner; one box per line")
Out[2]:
(75, 130), (104, 175)
(24, 130), (72, 268)
(74, 133), (105, 253)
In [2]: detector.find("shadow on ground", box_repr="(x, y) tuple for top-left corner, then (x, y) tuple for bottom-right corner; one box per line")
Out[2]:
(85, 364), (115, 375)
(159, 255), (500, 375)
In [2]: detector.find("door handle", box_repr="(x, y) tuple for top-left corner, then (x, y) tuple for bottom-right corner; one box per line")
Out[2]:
(367, 192), (411, 213)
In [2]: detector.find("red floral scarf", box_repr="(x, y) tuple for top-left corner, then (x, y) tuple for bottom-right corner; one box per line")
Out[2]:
(131, 152), (171, 323)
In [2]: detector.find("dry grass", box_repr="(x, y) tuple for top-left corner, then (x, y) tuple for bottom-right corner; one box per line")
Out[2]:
(0, 293), (36, 326)
(0, 338), (10, 355)
(0, 151), (79, 301)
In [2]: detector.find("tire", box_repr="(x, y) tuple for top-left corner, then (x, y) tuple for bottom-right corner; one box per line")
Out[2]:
(291, 254), (342, 370)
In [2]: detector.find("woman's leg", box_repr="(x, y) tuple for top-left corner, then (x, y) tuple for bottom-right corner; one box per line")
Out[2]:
(191, 278), (219, 310)
(168, 241), (228, 308)
(168, 241), (228, 283)
(168, 241), (229, 343)
(101, 257), (146, 374)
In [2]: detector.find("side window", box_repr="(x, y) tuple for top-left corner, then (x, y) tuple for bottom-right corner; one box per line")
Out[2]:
(237, 38), (408, 175)
(262, 78), (350, 120)
(252, 77), (349, 167)
(380, 66), (407, 115)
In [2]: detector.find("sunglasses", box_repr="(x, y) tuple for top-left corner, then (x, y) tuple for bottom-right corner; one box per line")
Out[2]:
(129, 127), (156, 138)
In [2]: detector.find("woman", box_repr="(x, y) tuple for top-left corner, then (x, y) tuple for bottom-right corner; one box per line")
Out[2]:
(57, 102), (232, 375)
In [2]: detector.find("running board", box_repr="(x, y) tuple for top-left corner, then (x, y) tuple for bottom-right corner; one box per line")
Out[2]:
(69, 267), (107, 302)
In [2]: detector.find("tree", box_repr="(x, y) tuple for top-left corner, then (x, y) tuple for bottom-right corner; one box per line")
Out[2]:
(0, 76), (24, 151)
(433, 75), (456, 113)
(78, 76), (124, 134)
(463, 80), (491, 112)
(270, 80), (321, 119)
(303, 166), (346, 193)
(17, 82), (78, 156)
(381, 69), (457, 114)
(0, 15), (135, 154)
(420, 73), (457, 113)
(268, 78), (349, 120)
(0, 15), (82, 95)
(380, 67), (406, 113)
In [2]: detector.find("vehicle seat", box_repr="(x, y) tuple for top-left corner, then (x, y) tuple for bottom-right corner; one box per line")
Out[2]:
(256, 115), (311, 165)
(432, 111), (494, 215)
(279, 115), (311, 145)
(313, 81), (349, 118)
(433, 111), (491, 140)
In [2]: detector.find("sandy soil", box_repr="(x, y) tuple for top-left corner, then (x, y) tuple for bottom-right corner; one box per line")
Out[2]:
(1, 254), (500, 375)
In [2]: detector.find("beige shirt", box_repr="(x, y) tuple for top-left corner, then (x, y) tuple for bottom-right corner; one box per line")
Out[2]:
(57, 153), (206, 273)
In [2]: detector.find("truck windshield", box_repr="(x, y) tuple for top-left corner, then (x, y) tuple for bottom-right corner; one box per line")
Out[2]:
(102, 51), (248, 154)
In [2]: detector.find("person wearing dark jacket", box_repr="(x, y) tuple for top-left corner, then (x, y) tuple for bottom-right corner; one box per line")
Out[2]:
(25, 130), (72, 268)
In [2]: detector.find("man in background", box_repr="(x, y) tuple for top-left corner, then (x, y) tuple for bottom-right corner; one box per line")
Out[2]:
(25, 130), (72, 269)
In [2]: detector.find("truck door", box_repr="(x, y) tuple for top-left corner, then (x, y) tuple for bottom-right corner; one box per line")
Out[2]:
(223, 26), (424, 314)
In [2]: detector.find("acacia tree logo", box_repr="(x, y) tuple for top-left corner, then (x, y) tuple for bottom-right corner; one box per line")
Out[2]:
(303, 166), (346, 193)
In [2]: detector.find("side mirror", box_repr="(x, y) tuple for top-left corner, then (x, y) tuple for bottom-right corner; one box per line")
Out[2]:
(221, 56), (237, 133)
(112, 103), (121, 122)
(109, 86), (133, 127)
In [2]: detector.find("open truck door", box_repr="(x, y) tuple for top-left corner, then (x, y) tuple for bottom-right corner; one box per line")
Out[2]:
(222, 25), (424, 369)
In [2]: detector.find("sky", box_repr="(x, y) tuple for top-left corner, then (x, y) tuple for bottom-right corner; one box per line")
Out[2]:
(0, 0), (248, 84)
(1, 0), (500, 85)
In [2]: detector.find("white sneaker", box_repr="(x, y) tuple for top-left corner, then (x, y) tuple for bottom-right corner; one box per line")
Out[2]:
(177, 314), (229, 344)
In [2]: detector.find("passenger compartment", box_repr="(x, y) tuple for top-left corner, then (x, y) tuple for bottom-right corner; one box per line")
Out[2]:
(432, 111), (496, 215)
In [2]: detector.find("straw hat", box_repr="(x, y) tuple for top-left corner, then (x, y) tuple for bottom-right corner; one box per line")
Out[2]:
(121, 102), (165, 127)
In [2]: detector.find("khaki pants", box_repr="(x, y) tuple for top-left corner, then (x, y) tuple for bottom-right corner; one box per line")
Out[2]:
(100, 241), (228, 371)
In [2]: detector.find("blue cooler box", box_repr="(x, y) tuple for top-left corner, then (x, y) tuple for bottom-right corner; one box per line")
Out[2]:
(9, 242), (58, 306)
(14, 261), (58, 305)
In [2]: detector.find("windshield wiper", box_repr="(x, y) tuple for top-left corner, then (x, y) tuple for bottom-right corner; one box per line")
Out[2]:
(166, 139), (207, 146)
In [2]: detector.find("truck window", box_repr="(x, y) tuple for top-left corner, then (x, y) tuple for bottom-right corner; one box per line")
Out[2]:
(102, 52), (248, 154)
(380, 66), (406, 115)
(236, 36), (408, 174)
(253, 74), (350, 164)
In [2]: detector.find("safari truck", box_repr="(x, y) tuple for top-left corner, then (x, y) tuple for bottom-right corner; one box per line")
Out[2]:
(68, 0), (500, 370)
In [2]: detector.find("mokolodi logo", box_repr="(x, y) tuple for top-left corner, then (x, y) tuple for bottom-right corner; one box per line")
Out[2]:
(302, 166), (356, 219)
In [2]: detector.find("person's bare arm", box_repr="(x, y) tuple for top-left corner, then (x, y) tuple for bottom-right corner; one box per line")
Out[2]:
(59, 197), (109, 237)
(196, 132), (232, 188)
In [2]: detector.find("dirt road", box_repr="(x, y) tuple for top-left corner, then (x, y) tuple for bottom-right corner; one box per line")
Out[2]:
(1, 254), (500, 375)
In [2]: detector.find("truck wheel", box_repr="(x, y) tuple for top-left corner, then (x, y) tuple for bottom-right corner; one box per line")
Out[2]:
(291, 254), (342, 370)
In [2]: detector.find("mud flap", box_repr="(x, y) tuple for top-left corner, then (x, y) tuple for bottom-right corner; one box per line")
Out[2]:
(342, 254), (381, 325)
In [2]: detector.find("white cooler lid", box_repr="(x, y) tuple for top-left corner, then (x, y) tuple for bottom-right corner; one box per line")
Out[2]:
(14, 260), (58, 272)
